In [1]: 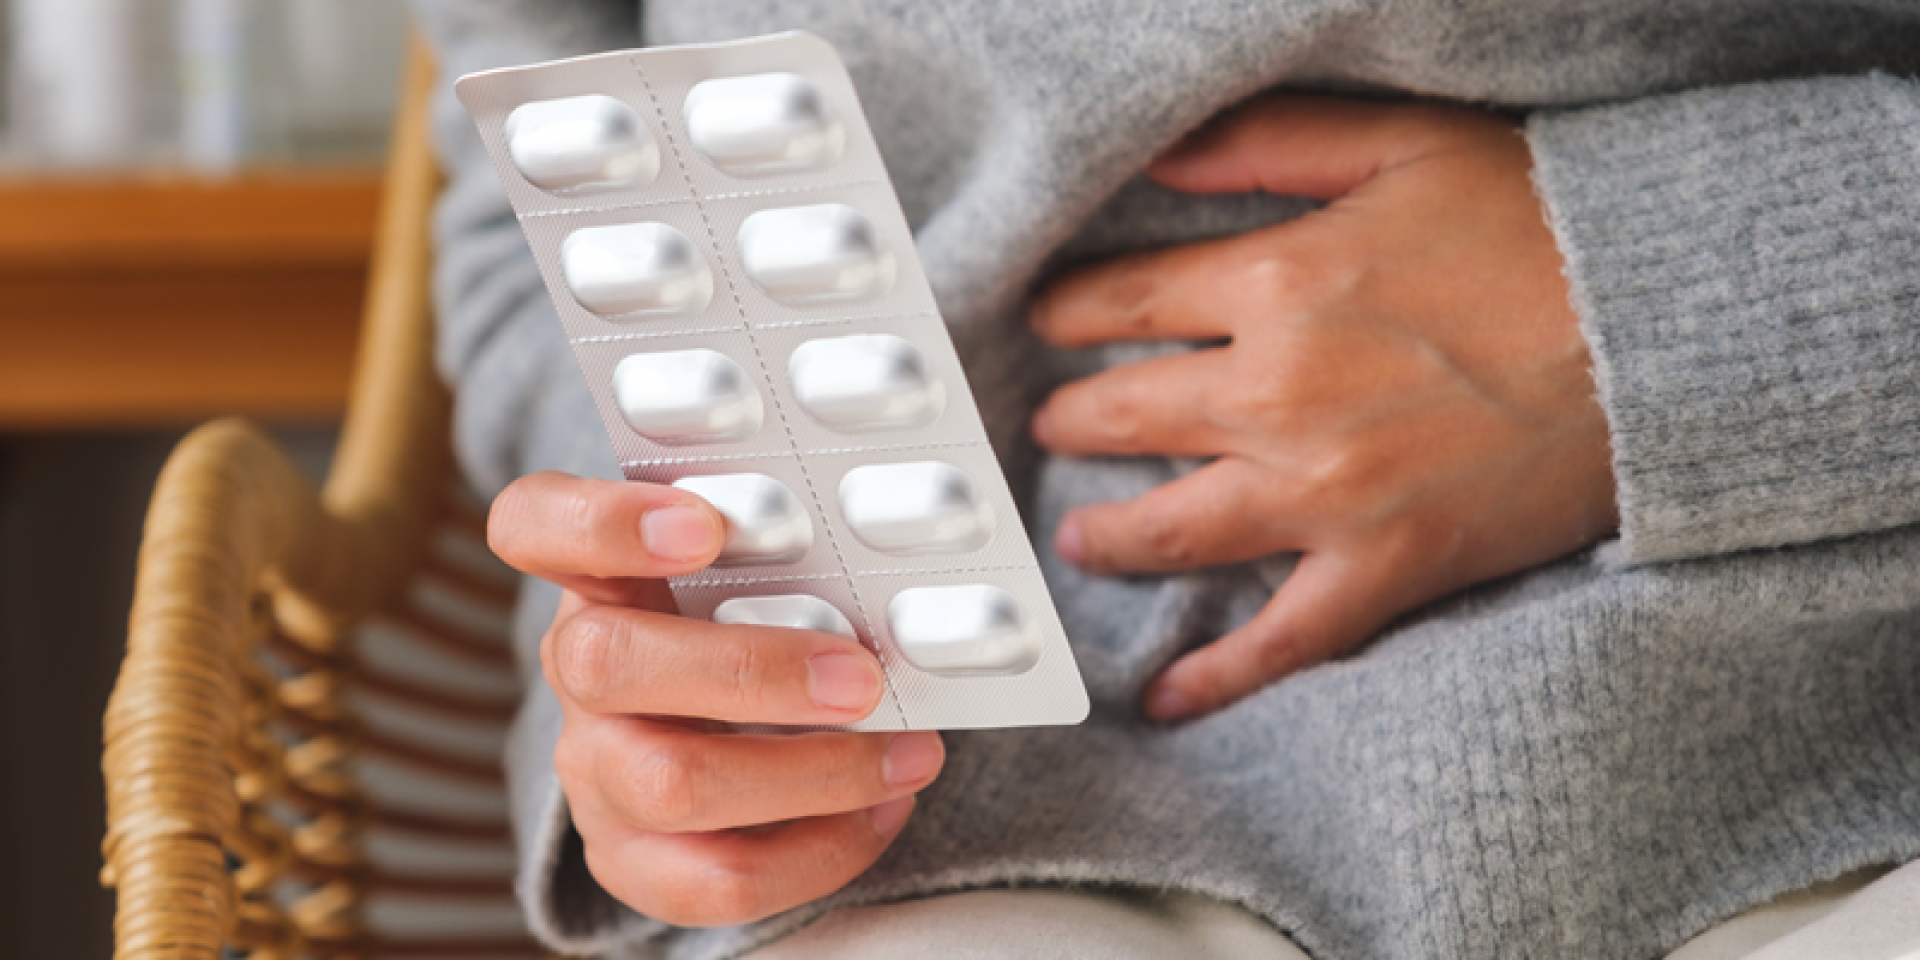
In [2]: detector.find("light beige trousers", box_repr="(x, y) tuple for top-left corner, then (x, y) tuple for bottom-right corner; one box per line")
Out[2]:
(747, 861), (1918, 960)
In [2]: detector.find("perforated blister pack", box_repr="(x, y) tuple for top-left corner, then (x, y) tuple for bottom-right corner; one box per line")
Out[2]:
(456, 31), (1089, 730)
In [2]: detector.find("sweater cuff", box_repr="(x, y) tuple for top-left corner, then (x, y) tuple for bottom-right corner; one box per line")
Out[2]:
(506, 645), (667, 953)
(1527, 75), (1920, 564)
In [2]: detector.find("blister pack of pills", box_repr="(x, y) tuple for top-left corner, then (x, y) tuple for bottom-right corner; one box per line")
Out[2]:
(456, 31), (1088, 730)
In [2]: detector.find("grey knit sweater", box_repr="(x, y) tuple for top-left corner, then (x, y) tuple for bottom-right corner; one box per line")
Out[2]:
(410, 2), (1920, 958)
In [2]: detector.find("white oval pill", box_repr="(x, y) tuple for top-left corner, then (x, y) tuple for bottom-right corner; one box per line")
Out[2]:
(612, 349), (763, 444)
(505, 95), (659, 195)
(562, 223), (713, 318)
(713, 595), (855, 638)
(672, 474), (813, 565)
(839, 462), (994, 555)
(788, 335), (946, 433)
(737, 204), (896, 306)
(684, 73), (845, 178)
(888, 585), (1040, 677)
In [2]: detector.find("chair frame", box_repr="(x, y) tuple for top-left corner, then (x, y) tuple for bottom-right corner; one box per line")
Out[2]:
(101, 38), (459, 959)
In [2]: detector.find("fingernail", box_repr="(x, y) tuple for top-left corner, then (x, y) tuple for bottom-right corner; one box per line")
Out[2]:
(641, 505), (718, 561)
(1055, 516), (1085, 564)
(869, 795), (914, 837)
(1146, 685), (1192, 723)
(883, 732), (944, 788)
(807, 653), (879, 712)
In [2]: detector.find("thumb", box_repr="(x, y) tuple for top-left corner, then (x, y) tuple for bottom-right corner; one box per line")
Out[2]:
(1148, 96), (1458, 200)
(1143, 551), (1399, 722)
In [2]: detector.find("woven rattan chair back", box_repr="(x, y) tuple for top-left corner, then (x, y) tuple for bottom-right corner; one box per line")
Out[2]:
(101, 38), (540, 959)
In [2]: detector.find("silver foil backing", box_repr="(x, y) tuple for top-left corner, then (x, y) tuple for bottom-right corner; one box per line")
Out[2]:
(457, 31), (1088, 731)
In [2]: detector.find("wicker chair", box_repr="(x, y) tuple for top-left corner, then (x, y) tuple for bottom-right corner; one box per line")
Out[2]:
(101, 38), (543, 959)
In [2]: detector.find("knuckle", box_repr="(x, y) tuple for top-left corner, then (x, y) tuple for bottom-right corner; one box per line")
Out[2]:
(1311, 445), (1363, 490)
(622, 740), (709, 832)
(1381, 514), (1459, 572)
(1135, 503), (1196, 566)
(1223, 362), (1304, 425)
(1240, 248), (1331, 309)
(1085, 383), (1147, 448)
(1250, 630), (1305, 679)
(1249, 239), (1368, 314)
(538, 621), (562, 691)
(580, 844), (638, 911)
(1298, 443), (1381, 509)
(486, 476), (550, 564)
(485, 495), (521, 562)
(1028, 283), (1075, 339)
(824, 734), (897, 799)
(666, 857), (765, 926)
(1175, 656), (1237, 712)
(1097, 257), (1158, 322)
(585, 843), (763, 929)
(552, 728), (592, 793)
(568, 488), (625, 558)
(714, 638), (770, 715)
(1034, 261), (1156, 343)
(550, 610), (623, 709)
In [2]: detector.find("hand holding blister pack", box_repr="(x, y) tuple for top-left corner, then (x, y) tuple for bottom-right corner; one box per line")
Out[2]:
(457, 32), (1089, 730)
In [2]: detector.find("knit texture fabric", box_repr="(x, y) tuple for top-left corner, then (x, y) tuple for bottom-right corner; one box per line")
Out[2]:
(1531, 77), (1920, 562)
(410, 1), (1920, 957)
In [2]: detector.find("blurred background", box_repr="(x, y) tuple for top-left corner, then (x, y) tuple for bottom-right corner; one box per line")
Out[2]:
(0, 1), (409, 955)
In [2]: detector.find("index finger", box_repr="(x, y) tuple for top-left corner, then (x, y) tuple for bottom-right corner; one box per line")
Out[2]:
(490, 471), (726, 582)
(1028, 233), (1261, 347)
(1149, 96), (1509, 199)
(547, 602), (887, 724)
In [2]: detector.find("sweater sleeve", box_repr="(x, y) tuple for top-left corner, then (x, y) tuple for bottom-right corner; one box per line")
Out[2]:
(410, 0), (638, 496)
(1526, 75), (1920, 565)
(408, 2), (663, 953)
